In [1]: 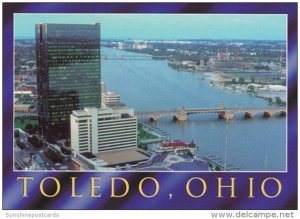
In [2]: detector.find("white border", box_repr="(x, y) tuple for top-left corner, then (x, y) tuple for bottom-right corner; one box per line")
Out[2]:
(1, 0), (298, 218)
(12, 13), (288, 173)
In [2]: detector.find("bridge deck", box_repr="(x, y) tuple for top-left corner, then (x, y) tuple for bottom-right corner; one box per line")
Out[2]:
(135, 107), (286, 115)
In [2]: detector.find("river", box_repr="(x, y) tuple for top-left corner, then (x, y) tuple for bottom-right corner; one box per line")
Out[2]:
(101, 47), (286, 171)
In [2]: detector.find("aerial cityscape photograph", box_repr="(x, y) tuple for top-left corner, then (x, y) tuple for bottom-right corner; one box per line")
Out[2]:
(13, 14), (287, 172)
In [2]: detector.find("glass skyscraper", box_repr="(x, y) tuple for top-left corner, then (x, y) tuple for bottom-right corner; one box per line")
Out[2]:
(36, 23), (101, 138)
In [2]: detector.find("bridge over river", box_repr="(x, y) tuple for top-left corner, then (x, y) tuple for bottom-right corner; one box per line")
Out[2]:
(135, 104), (287, 122)
(101, 54), (168, 60)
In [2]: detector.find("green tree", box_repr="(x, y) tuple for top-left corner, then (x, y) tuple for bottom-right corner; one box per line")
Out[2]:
(239, 77), (245, 84)
(28, 135), (42, 148)
(214, 165), (221, 171)
(16, 139), (26, 150)
(14, 130), (20, 138)
(186, 150), (194, 157)
(25, 124), (34, 134)
(61, 146), (71, 155)
(33, 125), (39, 134)
(138, 143), (148, 151)
(45, 148), (63, 163)
(265, 97), (273, 103)
(64, 139), (71, 148)
(247, 85), (255, 93)
(275, 96), (282, 106)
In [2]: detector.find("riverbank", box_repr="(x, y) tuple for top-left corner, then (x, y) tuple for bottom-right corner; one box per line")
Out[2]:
(101, 47), (286, 171)
(203, 71), (287, 104)
(204, 72), (227, 82)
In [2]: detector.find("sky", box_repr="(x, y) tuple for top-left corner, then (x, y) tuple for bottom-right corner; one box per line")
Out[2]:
(14, 14), (287, 40)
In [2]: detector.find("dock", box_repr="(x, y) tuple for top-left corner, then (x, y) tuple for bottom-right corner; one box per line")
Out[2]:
(203, 154), (239, 171)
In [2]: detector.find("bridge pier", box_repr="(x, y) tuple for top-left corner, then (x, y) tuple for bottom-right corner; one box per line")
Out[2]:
(135, 107), (286, 122)
(218, 111), (234, 121)
(173, 108), (188, 121)
(149, 115), (160, 122)
(244, 112), (254, 119)
(173, 114), (187, 121)
(263, 111), (273, 117)
(173, 115), (178, 121)
(280, 111), (287, 116)
(218, 112), (224, 119)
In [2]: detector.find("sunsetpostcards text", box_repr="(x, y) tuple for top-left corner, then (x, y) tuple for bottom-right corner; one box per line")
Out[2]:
(2, 2), (298, 211)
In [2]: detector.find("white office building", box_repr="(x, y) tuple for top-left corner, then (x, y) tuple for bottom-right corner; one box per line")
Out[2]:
(70, 107), (137, 155)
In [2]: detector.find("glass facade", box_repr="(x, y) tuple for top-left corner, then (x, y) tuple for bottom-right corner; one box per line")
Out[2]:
(36, 23), (101, 138)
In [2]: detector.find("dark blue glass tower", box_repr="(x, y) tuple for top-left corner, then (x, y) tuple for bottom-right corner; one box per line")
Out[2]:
(36, 23), (101, 138)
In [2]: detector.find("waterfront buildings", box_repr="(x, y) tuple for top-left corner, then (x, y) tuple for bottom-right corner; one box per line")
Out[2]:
(132, 41), (148, 50)
(70, 107), (137, 154)
(36, 23), (101, 137)
(70, 107), (148, 170)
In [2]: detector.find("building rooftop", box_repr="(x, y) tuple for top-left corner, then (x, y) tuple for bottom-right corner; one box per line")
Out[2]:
(160, 140), (190, 148)
(104, 91), (120, 96)
(72, 106), (135, 118)
(72, 107), (113, 117)
(14, 104), (31, 108)
(94, 148), (150, 166)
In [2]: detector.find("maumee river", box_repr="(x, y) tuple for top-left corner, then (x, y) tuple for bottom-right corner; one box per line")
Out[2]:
(101, 47), (286, 171)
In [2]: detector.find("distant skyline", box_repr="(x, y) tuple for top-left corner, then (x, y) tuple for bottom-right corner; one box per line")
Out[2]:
(15, 14), (286, 41)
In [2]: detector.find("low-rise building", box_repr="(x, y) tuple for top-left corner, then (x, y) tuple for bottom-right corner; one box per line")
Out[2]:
(14, 104), (32, 113)
(101, 91), (120, 107)
(158, 140), (196, 153)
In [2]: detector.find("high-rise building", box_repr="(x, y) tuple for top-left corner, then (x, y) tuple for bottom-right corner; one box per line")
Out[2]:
(70, 107), (137, 154)
(36, 23), (101, 137)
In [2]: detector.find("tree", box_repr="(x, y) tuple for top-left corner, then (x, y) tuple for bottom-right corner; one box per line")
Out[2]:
(33, 125), (39, 134)
(186, 150), (194, 157)
(61, 146), (71, 155)
(275, 96), (282, 106)
(138, 143), (148, 151)
(16, 139), (26, 150)
(25, 124), (34, 134)
(64, 139), (71, 148)
(14, 130), (20, 138)
(214, 165), (221, 171)
(265, 97), (273, 104)
(247, 85), (255, 93)
(238, 77), (245, 84)
(45, 148), (63, 163)
(28, 135), (42, 148)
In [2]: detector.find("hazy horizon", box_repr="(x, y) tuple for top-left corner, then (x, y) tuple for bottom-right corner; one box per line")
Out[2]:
(15, 37), (286, 42)
(15, 14), (287, 41)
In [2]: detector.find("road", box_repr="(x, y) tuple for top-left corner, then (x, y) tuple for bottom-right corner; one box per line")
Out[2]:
(14, 131), (75, 170)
